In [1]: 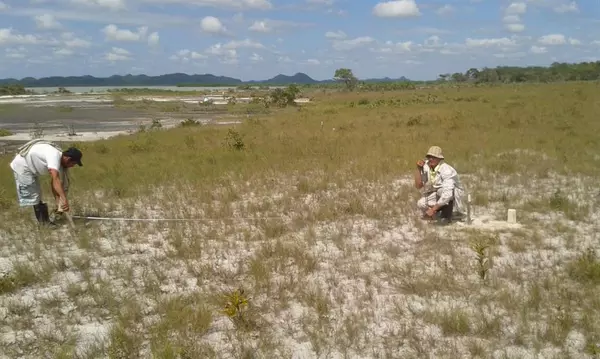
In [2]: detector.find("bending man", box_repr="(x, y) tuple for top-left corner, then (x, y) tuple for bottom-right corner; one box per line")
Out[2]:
(9, 139), (83, 225)
(414, 145), (465, 220)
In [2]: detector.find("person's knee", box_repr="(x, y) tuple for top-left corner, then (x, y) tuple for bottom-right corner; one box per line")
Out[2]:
(417, 198), (428, 210)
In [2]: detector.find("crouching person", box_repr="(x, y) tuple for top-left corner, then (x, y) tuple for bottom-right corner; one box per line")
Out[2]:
(414, 146), (465, 222)
(9, 139), (83, 226)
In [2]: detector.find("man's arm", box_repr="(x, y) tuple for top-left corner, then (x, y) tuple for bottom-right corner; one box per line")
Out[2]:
(49, 169), (69, 211)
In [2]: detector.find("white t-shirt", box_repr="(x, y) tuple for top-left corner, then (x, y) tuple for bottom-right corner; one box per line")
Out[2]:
(10, 143), (62, 177)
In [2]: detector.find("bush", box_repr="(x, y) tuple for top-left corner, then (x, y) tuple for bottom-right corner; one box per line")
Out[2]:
(268, 84), (300, 107)
(0, 129), (12, 137)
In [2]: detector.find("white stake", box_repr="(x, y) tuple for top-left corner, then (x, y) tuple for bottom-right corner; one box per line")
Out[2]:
(507, 208), (517, 224)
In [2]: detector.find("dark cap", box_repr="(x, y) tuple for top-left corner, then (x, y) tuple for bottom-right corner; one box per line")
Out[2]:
(63, 147), (83, 166)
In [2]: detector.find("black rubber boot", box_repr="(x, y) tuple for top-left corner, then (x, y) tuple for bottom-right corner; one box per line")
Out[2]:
(33, 202), (55, 227)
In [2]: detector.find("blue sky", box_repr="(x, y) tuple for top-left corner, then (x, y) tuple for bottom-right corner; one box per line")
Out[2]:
(0, 0), (598, 81)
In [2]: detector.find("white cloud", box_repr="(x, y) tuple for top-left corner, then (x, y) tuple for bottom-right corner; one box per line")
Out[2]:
(0, 1), (8, 10)
(138, 0), (272, 10)
(111, 47), (129, 55)
(538, 34), (566, 45)
(102, 24), (148, 41)
(62, 32), (91, 48)
(200, 16), (227, 34)
(503, 3), (525, 33)
(0, 28), (40, 45)
(248, 19), (313, 34)
(493, 52), (526, 59)
(526, 0), (579, 14)
(5, 47), (26, 59)
(325, 30), (346, 39)
(54, 48), (74, 56)
(569, 37), (580, 45)
(8, 7), (188, 27)
(372, 0), (420, 18)
(466, 37), (517, 47)
(250, 52), (263, 62)
(530, 45), (547, 53)
(34, 14), (62, 29)
(503, 14), (521, 23)
(249, 21), (271, 33)
(332, 36), (375, 51)
(506, 23), (525, 32)
(372, 40), (413, 54)
(306, 0), (334, 5)
(147, 32), (159, 46)
(554, 1), (578, 13)
(436, 4), (454, 15)
(222, 39), (265, 49)
(106, 46), (132, 61)
(424, 35), (441, 47)
(170, 49), (207, 62)
(506, 2), (526, 14)
(70, 0), (126, 10)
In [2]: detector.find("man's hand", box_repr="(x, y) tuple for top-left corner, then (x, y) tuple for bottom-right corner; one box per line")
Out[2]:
(416, 159), (425, 168)
(58, 198), (70, 212)
(425, 207), (437, 218)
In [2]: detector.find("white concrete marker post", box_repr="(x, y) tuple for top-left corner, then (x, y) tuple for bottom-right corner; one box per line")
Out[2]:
(507, 208), (517, 224)
(467, 193), (472, 224)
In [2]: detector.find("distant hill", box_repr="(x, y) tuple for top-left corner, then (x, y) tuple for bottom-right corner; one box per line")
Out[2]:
(0, 72), (412, 87)
(248, 72), (319, 85)
(363, 76), (410, 83)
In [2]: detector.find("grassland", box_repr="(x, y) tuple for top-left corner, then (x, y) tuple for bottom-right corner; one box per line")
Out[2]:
(0, 81), (599, 358)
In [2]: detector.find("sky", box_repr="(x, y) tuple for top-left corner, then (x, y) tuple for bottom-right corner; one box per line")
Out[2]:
(0, 0), (598, 81)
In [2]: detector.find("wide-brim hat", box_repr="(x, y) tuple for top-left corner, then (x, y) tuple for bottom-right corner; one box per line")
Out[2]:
(426, 146), (444, 159)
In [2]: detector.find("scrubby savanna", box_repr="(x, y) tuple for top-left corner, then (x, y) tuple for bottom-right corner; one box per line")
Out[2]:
(0, 81), (599, 358)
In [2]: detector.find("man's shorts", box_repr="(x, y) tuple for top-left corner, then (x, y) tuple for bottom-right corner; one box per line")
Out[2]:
(12, 170), (41, 206)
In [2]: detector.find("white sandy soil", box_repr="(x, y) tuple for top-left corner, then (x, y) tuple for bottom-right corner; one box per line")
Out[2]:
(0, 169), (598, 358)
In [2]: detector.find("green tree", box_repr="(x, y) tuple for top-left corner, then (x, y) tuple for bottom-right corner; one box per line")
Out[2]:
(334, 68), (358, 90)
(268, 84), (300, 107)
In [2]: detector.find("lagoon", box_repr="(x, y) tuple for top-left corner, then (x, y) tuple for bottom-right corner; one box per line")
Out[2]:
(24, 85), (281, 94)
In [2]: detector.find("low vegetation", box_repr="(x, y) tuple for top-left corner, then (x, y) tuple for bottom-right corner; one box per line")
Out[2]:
(0, 129), (12, 137)
(0, 80), (598, 358)
(0, 84), (33, 96)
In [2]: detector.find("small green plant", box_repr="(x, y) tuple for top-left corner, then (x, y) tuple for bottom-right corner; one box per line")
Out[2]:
(221, 288), (251, 330)
(225, 129), (245, 151)
(470, 240), (490, 281)
(29, 122), (44, 139)
(406, 115), (423, 126)
(0, 128), (12, 137)
(567, 248), (600, 284)
(150, 119), (163, 130)
(64, 123), (77, 136)
(549, 189), (567, 210)
(180, 118), (201, 127)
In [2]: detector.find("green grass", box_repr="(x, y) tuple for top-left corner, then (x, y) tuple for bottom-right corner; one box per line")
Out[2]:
(0, 81), (599, 358)
(9, 81), (593, 199)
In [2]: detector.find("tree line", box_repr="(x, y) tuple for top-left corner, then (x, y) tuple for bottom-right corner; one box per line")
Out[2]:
(439, 61), (600, 83)
(3, 61), (599, 95)
(333, 61), (600, 90)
